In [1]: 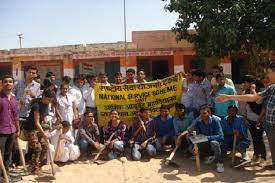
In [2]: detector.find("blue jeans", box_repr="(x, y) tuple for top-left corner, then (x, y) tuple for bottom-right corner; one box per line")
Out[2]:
(131, 143), (157, 161)
(108, 140), (124, 160)
(221, 136), (250, 154)
(79, 139), (90, 154)
(155, 136), (175, 152)
(189, 140), (223, 163)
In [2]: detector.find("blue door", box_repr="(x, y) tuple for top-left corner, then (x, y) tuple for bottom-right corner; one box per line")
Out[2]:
(105, 61), (120, 83)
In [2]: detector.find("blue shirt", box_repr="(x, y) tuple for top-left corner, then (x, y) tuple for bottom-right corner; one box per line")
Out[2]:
(173, 112), (194, 136)
(221, 115), (250, 145)
(193, 116), (224, 142)
(154, 115), (175, 138)
(214, 84), (237, 117)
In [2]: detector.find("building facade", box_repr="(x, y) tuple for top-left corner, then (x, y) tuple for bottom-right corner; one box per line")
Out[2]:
(1, 30), (273, 83)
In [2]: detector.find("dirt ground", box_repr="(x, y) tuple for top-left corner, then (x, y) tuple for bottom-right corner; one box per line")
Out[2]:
(9, 135), (275, 183)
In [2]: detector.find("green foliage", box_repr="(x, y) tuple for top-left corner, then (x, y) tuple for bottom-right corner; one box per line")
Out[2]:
(163, 0), (275, 61)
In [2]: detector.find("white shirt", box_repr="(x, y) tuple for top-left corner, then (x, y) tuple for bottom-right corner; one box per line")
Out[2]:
(56, 93), (75, 123)
(70, 85), (86, 115)
(83, 86), (95, 108)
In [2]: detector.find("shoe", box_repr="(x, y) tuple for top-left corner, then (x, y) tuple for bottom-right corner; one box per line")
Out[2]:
(216, 163), (224, 173)
(203, 156), (215, 164)
(241, 152), (250, 161)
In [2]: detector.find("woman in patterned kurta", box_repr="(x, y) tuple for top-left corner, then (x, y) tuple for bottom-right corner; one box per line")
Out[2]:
(103, 110), (127, 160)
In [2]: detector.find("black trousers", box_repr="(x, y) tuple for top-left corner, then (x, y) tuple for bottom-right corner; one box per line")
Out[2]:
(0, 133), (16, 172)
(248, 119), (266, 159)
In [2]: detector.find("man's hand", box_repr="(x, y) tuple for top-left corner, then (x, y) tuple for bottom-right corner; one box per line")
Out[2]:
(43, 132), (49, 140)
(94, 142), (101, 151)
(216, 94), (230, 103)
(140, 141), (148, 150)
(27, 90), (36, 98)
(233, 130), (239, 136)
(16, 130), (20, 138)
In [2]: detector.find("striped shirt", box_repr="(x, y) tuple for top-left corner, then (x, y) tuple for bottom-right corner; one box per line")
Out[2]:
(131, 117), (156, 144)
(258, 84), (275, 127)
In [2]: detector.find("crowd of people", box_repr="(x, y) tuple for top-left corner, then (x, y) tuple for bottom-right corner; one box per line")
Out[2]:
(0, 62), (274, 181)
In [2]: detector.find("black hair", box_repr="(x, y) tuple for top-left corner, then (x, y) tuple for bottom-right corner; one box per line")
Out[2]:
(192, 69), (206, 78)
(62, 76), (71, 84)
(199, 105), (211, 112)
(228, 105), (238, 112)
(61, 121), (71, 128)
(216, 73), (225, 80)
(84, 111), (93, 116)
(160, 105), (170, 110)
(1, 74), (14, 83)
(74, 75), (85, 82)
(45, 71), (55, 78)
(243, 74), (255, 83)
(43, 89), (56, 98)
(126, 68), (135, 74)
(212, 65), (223, 72)
(175, 103), (186, 110)
(114, 72), (122, 77)
(139, 107), (150, 113)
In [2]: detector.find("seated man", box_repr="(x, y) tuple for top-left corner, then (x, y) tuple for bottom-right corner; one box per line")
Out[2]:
(131, 107), (157, 161)
(50, 121), (80, 162)
(77, 111), (101, 156)
(173, 103), (194, 150)
(188, 105), (224, 173)
(154, 105), (175, 152)
(221, 105), (250, 160)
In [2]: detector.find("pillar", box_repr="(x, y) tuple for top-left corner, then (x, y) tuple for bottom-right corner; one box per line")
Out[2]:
(62, 55), (74, 78)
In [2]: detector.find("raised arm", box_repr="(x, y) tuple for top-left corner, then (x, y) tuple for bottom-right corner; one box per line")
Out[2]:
(216, 93), (262, 103)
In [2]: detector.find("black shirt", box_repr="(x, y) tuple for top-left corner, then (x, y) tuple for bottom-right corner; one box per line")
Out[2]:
(23, 98), (49, 131)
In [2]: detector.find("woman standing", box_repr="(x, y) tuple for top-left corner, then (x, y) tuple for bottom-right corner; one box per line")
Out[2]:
(104, 110), (127, 160)
(56, 84), (78, 127)
(243, 75), (266, 164)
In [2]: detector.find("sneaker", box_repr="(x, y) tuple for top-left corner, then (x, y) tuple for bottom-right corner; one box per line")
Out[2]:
(241, 152), (250, 161)
(203, 156), (215, 164)
(216, 163), (224, 173)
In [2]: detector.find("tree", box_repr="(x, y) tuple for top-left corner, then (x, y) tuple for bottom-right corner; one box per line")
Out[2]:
(163, 0), (275, 69)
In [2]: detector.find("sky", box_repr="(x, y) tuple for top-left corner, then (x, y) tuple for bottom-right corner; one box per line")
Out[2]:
(0, 0), (178, 49)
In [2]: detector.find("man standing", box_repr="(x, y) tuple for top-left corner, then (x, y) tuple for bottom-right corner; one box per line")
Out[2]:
(213, 73), (237, 119)
(70, 76), (86, 119)
(217, 62), (275, 169)
(0, 75), (19, 178)
(22, 89), (55, 174)
(137, 70), (147, 83)
(13, 66), (40, 119)
(124, 69), (137, 84)
(190, 70), (211, 115)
